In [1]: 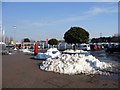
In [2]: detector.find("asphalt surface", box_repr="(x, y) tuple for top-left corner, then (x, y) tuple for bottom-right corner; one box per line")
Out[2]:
(2, 50), (119, 88)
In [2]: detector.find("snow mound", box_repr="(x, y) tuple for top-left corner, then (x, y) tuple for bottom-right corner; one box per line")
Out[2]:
(62, 49), (90, 56)
(63, 49), (87, 53)
(40, 54), (113, 75)
(19, 49), (34, 54)
(14, 48), (17, 51)
(20, 49), (31, 52)
(34, 48), (61, 59)
(9, 53), (12, 55)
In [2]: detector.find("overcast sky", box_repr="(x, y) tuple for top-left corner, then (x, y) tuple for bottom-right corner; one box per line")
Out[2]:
(2, 2), (118, 42)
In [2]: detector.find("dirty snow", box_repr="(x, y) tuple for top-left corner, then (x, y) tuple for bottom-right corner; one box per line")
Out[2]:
(14, 48), (17, 51)
(34, 48), (61, 59)
(19, 49), (34, 54)
(63, 49), (88, 53)
(40, 54), (113, 75)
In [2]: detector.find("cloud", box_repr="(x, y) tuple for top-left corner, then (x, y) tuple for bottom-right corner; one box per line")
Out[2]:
(30, 16), (89, 27)
(86, 6), (117, 15)
(53, 6), (117, 24)
(52, 15), (89, 24)
(22, 5), (117, 27)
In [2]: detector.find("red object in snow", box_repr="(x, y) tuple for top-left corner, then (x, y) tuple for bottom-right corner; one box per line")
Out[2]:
(34, 43), (38, 53)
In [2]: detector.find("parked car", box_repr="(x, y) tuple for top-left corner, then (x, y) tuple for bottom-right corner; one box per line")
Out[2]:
(90, 44), (97, 50)
(0, 42), (9, 55)
(6, 45), (15, 49)
(100, 45), (104, 49)
(97, 45), (101, 49)
(78, 44), (90, 51)
(103, 44), (109, 48)
(106, 45), (120, 54)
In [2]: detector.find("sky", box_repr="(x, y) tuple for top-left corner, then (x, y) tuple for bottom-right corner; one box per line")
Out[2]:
(2, 2), (118, 42)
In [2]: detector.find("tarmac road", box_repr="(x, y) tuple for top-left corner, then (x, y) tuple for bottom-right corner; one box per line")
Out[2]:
(2, 51), (119, 88)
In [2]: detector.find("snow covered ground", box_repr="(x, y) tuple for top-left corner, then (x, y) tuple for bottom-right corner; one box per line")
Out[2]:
(40, 52), (114, 75)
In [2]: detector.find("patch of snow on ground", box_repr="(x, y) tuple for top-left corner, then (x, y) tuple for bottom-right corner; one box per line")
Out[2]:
(9, 53), (12, 55)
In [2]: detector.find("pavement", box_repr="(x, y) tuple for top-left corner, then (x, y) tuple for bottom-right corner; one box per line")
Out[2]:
(2, 51), (119, 88)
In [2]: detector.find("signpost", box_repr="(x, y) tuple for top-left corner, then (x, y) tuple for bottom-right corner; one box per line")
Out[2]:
(13, 25), (16, 47)
(46, 38), (49, 48)
(46, 38), (48, 43)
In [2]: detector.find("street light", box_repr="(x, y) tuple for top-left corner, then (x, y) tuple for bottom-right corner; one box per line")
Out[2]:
(13, 25), (16, 46)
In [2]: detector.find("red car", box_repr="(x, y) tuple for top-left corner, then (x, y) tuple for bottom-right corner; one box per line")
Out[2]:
(97, 45), (101, 49)
(90, 44), (97, 50)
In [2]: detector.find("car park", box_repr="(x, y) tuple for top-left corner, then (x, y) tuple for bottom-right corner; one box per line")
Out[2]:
(106, 45), (120, 54)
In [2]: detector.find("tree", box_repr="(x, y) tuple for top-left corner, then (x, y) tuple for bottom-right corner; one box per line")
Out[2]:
(48, 38), (58, 48)
(23, 38), (30, 42)
(10, 37), (13, 42)
(64, 27), (89, 51)
(5, 36), (9, 45)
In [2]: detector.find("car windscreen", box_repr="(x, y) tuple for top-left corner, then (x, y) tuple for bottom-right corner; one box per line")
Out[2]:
(83, 45), (87, 47)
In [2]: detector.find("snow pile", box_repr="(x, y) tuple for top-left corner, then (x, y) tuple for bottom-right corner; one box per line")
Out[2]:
(34, 54), (51, 60)
(40, 54), (113, 75)
(63, 49), (87, 53)
(62, 49), (90, 56)
(14, 48), (17, 51)
(19, 49), (34, 54)
(19, 49), (31, 52)
(34, 48), (61, 59)
(46, 48), (61, 58)
(9, 53), (12, 55)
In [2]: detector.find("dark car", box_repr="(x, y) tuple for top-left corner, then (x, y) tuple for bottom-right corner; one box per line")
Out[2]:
(6, 45), (15, 49)
(106, 45), (120, 54)
(103, 44), (109, 48)
(90, 44), (97, 50)
(97, 45), (101, 49)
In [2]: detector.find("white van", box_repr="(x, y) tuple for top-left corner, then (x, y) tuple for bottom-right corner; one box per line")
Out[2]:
(78, 44), (90, 51)
(0, 42), (8, 54)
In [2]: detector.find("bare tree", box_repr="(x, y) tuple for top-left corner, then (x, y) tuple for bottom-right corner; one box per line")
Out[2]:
(5, 36), (9, 45)
(10, 37), (13, 42)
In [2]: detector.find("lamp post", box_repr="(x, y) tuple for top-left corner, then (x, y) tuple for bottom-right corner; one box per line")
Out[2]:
(0, 24), (1, 42)
(13, 25), (16, 46)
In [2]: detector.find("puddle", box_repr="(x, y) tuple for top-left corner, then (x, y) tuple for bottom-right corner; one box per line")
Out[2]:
(90, 50), (120, 81)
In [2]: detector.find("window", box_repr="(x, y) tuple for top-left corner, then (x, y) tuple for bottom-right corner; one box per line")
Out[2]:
(83, 45), (87, 47)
